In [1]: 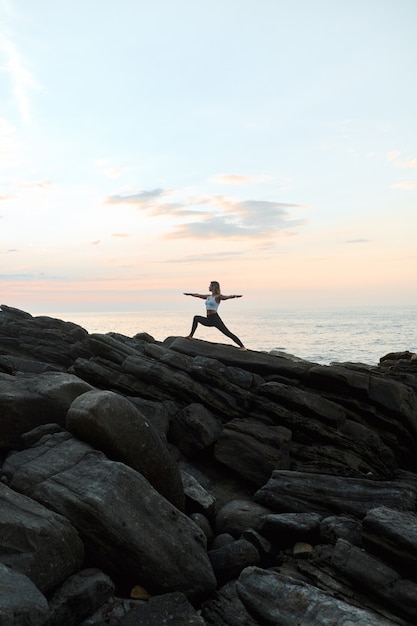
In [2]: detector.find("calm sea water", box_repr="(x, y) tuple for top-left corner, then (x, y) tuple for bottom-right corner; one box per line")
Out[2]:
(49, 306), (416, 366)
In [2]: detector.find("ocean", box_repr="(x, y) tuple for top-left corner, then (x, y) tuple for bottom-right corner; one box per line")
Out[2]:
(48, 305), (416, 366)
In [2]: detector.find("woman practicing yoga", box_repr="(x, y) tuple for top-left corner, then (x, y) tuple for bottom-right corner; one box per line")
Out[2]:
(183, 281), (246, 350)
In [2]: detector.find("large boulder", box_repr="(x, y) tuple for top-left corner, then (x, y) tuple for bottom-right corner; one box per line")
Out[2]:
(0, 371), (93, 448)
(66, 389), (185, 510)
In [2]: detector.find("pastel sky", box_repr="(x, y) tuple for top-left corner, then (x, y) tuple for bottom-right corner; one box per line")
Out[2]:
(1, 0), (416, 313)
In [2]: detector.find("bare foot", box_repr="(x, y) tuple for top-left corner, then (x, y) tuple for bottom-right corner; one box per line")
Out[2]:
(239, 346), (247, 351)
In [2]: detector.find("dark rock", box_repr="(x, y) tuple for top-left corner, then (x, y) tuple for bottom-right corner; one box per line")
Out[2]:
(189, 513), (214, 544)
(214, 419), (291, 486)
(3, 431), (216, 600)
(241, 529), (275, 564)
(208, 538), (261, 585)
(181, 470), (216, 518)
(168, 402), (222, 457)
(331, 538), (417, 622)
(117, 591), (206, 625)
(362, 506), (417, 576)
(215, 499), (271, 537)
(77, 596), (136, 625)
(0, 562), (49, 626)
(255, 470), (417, 517)
(201, 579), (260, 625)
(0, 372), (93, 448)
(0, 483), (84, 594)
(320, 514), (363, 546)
(0, 304), (89, 367)
(235, 566), (400, 625)
(251, 382), (399, 478)
(167, 336), (315, 379)
(44, 568), (115, 626)
(66, 389), (185, 510)
(211, 533), (235, 550)
(258, 512), (322, 547)
(380, 350), (416, 364)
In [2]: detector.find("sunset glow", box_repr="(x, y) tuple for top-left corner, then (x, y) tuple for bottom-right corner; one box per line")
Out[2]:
(1, 1), (416, 314)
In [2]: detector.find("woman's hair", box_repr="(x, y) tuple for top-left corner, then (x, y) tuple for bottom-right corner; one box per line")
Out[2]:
(210, 281), (221, 295)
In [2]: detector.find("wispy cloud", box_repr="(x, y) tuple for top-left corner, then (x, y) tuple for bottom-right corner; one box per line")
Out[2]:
(344, 238), (371, 244)
(188, 200), (303, 239)
(106, 188), (306, 239)
(107, 188), (169, 208)
(174, 197), (306, 239)
(106, 188), (188, 217)
(106, 188), (307, 240)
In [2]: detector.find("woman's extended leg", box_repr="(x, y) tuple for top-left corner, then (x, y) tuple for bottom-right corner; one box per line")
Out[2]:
(186, 315), (211, 338)
(211, 314), (245, 349)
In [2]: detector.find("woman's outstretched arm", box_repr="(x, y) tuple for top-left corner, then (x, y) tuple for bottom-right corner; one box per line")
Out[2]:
(219, 294), (243, 300)
(183, 292), (208, 299)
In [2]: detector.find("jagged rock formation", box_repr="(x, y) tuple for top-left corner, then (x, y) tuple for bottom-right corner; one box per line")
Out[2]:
(1, 303), (417, 625)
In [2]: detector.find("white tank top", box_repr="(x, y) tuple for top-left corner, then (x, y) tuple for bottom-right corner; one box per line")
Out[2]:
(206, 295), (219, 311)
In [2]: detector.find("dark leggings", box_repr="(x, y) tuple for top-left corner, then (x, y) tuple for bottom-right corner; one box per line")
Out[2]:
(190, 313), (244, 348)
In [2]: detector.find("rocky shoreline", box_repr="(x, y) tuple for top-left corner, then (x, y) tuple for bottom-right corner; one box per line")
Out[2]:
(1, 303), (417, 625)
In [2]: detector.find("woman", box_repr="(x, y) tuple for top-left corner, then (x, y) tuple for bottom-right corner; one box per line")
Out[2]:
(183, 281), (246, 351)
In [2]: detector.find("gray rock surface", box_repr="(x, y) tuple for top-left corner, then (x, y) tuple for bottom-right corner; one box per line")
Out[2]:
(0, 371), (93, 448)
(44, 568), (115, 626)
(235, 566), (401, 625)
(0, 483), (84, 593)
(0, 562), (49, 626)
(255, 470), (417, 516)
(2, 432), (216, 599)
(66, 389), (185, 509)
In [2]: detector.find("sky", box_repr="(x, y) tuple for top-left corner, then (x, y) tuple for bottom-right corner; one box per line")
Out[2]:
(1, 0), (416, 314)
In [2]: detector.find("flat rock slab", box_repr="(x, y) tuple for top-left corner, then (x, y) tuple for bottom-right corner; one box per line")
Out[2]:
(235, 566), (401, 626)
(255, 470), (417, 517)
